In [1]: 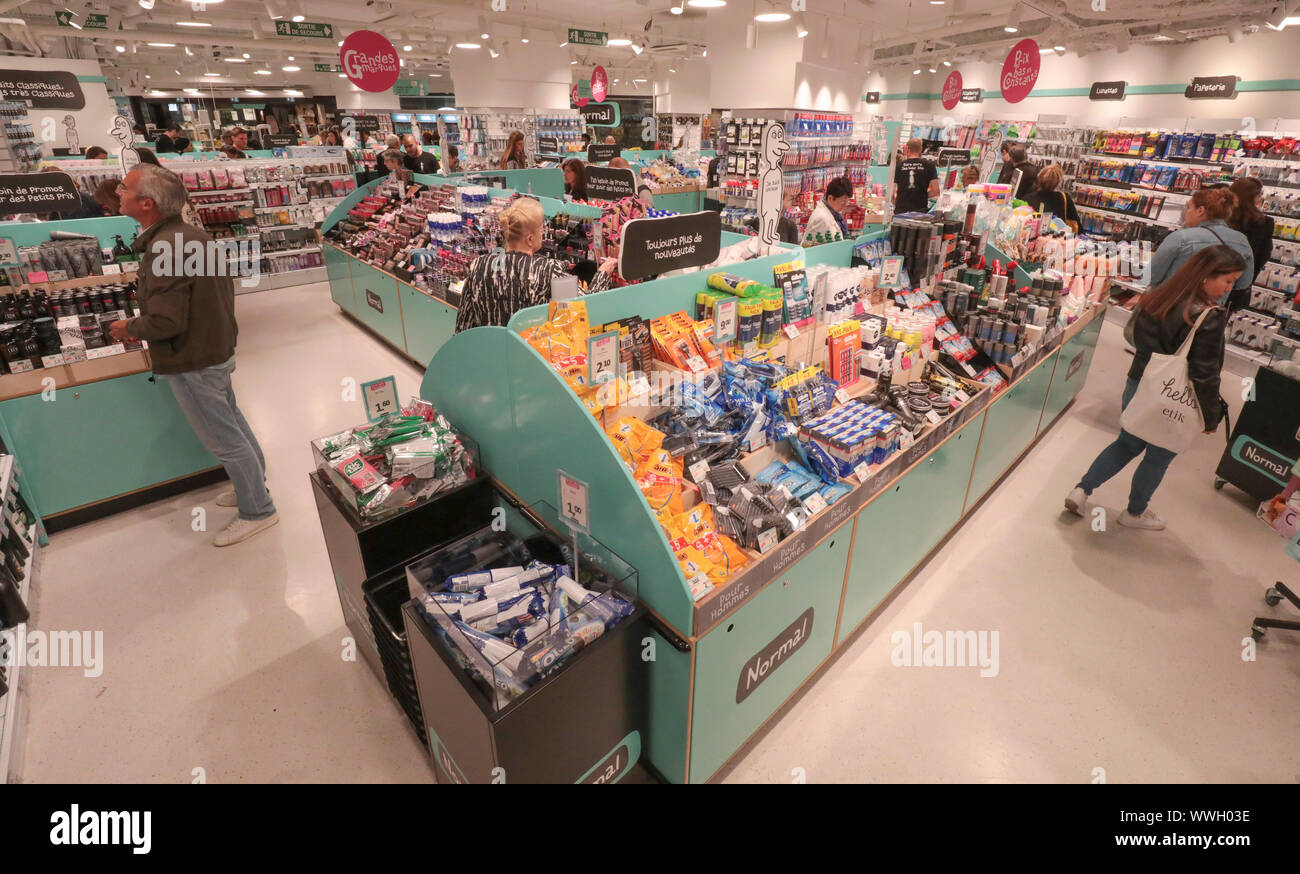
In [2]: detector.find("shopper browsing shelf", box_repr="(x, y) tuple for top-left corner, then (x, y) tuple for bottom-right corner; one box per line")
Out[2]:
(454, 197), (616, 333)
(562, 158), (588, 201)
(803, 176), (854, 243)
(444, 145), (462, 174)
(893, 138), (939, 215)
(84, 146), (107, 160)
(500, 130), (528, 170)
(381, 149), (404, 175)
(1065, 245), (1242, 530)
(385, 134), (401, 150)
(961, 165), (981, 188)
(402, 134), (440, 174)
(154, 124), (185, 155)
(108, 165), (278, 546)
(1148, 187), (1253, 297)
(1028, 164), (1079, 231)
(996, 142), (1014, 185)
(1006, 144), (1038, 202)
(1227, 176), (1272, 309)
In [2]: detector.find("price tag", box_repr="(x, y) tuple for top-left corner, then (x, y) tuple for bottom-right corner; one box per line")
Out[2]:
(558, 469), (591, 533)
(778, 484), (795, 502)
(551, 273), (578, 301)
(953, 389), (970, 403)
(925, 410), (943, 425)
(899, 430), (916, 450)
(783, 324), (801, 339)
(25, 271), (48, 284)
(102, 263), (122, 275)
(713, 296), (738, 343)
(879, 255), (904, 288)
(0, 237), (16, 266)
(685, 355), (708, 373)
(803, 492), (828, 515)
(40, 353), (65, 368)
(688, 459), (710, 483)
(687, 573), (714, 601)
(6, 359), (32, 373)
(122, 260), (139, 273)
(757, 528), (779, 553)
(587, 330), (619, 386)
(85, 343), (126, 360)
(853, 461), (871, 483)
(835, 388), (851, 405)
(361, 375), (399, 423)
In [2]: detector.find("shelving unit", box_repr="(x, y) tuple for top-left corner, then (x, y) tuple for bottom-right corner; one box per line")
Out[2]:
(0, 450), (41, 784)
(0, 100), (40, 174)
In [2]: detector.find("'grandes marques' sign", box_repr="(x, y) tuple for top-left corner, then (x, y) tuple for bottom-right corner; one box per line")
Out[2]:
(1185, 76), (1238, 99)
(340, 30), (400, 93)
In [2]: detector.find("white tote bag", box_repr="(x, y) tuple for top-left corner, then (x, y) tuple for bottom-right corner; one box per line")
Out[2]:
(1120, 307), (1213, 452)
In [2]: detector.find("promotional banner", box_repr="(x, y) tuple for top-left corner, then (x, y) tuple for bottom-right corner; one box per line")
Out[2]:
(999, 38), (1040, 104)
(591, 66), (609, 103)
(0, 172), (82, 215)
(618, 211), (722, 280)
(583, 166), (637, 200)
(340, 30), (401, 93)
(941, 70), (962, 111)
(0, 69), (84, 109)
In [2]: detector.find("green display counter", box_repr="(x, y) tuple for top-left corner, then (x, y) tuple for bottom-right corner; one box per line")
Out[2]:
(651, 191), (704, 214)
(420, 228), (1107, 781)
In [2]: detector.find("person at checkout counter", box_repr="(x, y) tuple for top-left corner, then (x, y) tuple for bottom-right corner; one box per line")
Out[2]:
(802, 176), (854, 244)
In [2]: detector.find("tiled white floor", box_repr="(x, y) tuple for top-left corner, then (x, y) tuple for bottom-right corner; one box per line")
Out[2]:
(23, 281), (1300, 783)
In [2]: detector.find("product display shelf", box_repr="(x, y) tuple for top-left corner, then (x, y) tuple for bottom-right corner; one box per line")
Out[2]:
(457, 243), (1108, 783)
(0, 454), (37, 782)
(0, 100), (39, 174)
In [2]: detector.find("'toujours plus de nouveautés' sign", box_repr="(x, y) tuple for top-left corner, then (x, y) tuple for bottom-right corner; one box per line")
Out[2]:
(618, 210), (722, 281)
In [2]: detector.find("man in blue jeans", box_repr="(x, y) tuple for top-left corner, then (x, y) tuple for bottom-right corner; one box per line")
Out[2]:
(108, 165), (278, 547)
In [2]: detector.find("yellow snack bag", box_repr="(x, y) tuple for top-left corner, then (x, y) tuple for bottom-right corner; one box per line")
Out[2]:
(605, 417), (664, 468)
(634, 448), (684, 517)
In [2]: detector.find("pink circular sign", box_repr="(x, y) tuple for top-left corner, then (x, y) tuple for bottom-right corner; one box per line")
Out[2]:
(591, 66), (608, 103)
(340, 30), (400, 93)
(571, 82), (589, 108)
(941, 70), (962, 110)
(1000, 38), (1040, 104)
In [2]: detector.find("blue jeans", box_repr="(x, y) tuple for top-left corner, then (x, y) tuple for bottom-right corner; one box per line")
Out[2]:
(162, 356), (276, 521)
(1077, 378), (1177, 515)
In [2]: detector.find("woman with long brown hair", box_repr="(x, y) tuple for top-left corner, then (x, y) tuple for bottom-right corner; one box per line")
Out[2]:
(1227, 176), (1272, 308)
(499, 130), (527, 170)
(1147, 186), (1253, 299)
(562, 158), (587, 200)
(1065, 245), (1244, 530)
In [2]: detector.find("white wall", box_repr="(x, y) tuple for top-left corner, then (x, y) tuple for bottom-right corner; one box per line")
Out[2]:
(654, 60), (710, 114)
(705, 5), (806, 110)
(452, 42), (571, 109)
(875, 27), (1300, 129)
(0, 57), (120, 158)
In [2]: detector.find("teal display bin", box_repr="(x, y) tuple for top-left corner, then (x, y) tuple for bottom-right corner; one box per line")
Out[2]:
(400, 285), (456, 365)
(965, 352), (1059, 511)
(325, 243), (356, 314)
(349, 261), (406, 351)
(1041, 309), (1105, 431)
(688, 522), (851, 783)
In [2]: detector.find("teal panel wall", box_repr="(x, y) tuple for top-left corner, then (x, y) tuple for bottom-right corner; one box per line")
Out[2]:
(644, 629), (693, 785)
(1041, 314), (1104, 432)
(325, 244), (355, 313)
(0, 215), (139, 250)
(400, 286), (456, 368)
(689, 521), (852, 783)
(0, 371), (217, 517)
(965, 354), (1058, 510)
(838, 420), (982, 642)
(348, 262), (406, 350)
(651, 191), (704, 214)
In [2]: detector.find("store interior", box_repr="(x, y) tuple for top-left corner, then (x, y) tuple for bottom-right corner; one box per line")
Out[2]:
(0, 0), (1298, 785)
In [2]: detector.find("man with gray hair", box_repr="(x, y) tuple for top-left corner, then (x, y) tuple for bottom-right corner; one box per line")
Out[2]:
(108, 165), (278, 547)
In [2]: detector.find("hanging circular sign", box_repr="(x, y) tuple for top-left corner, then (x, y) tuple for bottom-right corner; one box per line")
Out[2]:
(340, 30), (401, 93)
(1000, 38), (1040, 104)
(941, 70), (962, 110)
(591, 65), (608, 103)
(572, 79), (591, 107)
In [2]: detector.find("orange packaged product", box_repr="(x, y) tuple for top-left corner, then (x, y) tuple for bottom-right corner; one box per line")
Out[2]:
(633, 448), (684, 517)
(605, 417), (664, 468)
(670, 505), (749, 584)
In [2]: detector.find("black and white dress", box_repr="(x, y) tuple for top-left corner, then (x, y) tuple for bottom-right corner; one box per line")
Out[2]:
(454, 251), (610, 333)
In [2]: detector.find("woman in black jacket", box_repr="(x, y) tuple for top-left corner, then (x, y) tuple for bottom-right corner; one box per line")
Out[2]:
(1227, 176), (1272, 311)
(1064, 245), (1244, 530)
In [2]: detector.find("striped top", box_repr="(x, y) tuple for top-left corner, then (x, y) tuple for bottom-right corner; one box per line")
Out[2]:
(454, 251), (610, 333)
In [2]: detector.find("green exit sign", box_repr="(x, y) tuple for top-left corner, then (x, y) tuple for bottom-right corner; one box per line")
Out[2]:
(568, 28), (607, 47)
(56, 11), (115, 29)
(314, 64), (344, 73)
(393, 79), (426, 96)
(273, 20), (334, 39)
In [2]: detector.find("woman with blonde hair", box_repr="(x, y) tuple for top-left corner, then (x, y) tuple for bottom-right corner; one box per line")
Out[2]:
(454, 197), (617, 332)
(499, 130), (527, 170)
(1027, 163), (1079, 231)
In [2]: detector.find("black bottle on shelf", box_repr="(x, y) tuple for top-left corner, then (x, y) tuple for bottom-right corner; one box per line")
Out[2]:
(16, 292), (34, 320)
(0, 293), (16, 322)
(111, 234), (132, 264)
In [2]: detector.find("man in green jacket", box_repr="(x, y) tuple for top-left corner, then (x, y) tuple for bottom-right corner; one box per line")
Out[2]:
(109, 165), (278, 546)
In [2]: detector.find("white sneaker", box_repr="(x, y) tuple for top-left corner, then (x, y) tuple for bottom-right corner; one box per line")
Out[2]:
(214, 513), (280, 547)
(1119, 509), (1166, 530)
(215, 489), (238, 508)
(1064, 487), (1088, 516)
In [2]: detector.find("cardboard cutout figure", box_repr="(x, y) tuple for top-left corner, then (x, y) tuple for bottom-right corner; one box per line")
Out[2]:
(758, 121), (790, 247)
(62, 114), (80, 154)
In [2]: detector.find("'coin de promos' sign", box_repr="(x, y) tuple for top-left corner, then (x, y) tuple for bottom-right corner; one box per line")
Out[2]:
(0, 69), (84, 109)
(999, 38), (1040, 104)
(1089, 80), (1127, 101)
(586, 143), (621, 163)
(340, 30), (400, 93)
(583, 165), (637, 201)
(941, 70), (962, 110)
(960, 87), (983, 103)
(1185, 75), (1238, 99)
(579, 102), (620, 127)
(590, 65), (609, 103)
(618, 211), (722, 280)
(0, 172), (82, 215)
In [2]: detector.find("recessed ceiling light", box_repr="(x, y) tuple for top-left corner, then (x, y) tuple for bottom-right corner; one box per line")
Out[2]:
(151, 90), (166, 95)
(184, 88), (200, 94)
(430, 73), (442, 77)
(403, 44), (412, 51)
(282, 65), (299, 71)
(1004, 24), (1018, 33)
(254, 69), (272, 75)
(608, 37), (632, 46)
(754, 11), (790, 22)
(114, 44), (125, 53)
(913, 68), (921, 74)
(337, 40), (343, 46)
(456, 42), (481, 49)
(247, 89), (265, 96)
(669, 67), (677, 72)
(204, 72), (221, 77)
(147, 42), (176, 47)
(570, 59), (577, 64)
(670, 2), (684, 13)
(285, 89), (302, 95)
(338, 73), (346, 77)
(292, 14), (304, 22)
(688, 0), (727, 7)
(224, 58), (246, 62)
(144, 74), (151, 78)
(928, 66), (937, 72)
(243, 52), (250, 58)
(943, 60), (951, 66)
(480, 31), (490, 39)
(184, 46), (193, 56)
(287, 56), (294, 60)
(176, 21), (211, 27)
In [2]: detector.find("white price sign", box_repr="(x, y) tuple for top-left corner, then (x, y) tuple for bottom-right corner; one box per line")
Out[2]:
(361, 375), (399, 423)
(685, 355), (709, 373)
(588, 330), (619, 385)
(757, 528), (779, 553)
(803, 492), (828, 515)
(899, 430), (916, 451)
(853, 461), (871, 484)
(835, 388), (851, 405)
(558, 470), (591, 533)
(783, 323), (801, 339)
(688, 573), (714, 600)
(713, 296), (738, 343)
(688, 460), (710, 483)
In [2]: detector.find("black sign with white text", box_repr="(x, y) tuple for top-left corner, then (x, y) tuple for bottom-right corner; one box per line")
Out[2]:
(0, 172), (82, 215)
(938, 147), (972, 166)
(618, 210), (721, 280)
(344, 114), (383, 135)
(365, 289), (383, 313)
(0, 69), (84, 109)
(959, 87), (983, 103)
(583, 165), (637, 201)
(1089, 80), (1127, 100)
(266, 133), (298, 146)
(586, 143), (621, 163)
(579, 102), (618, 126)
(1185, 76), (1238, 99)
(537, 136), (560, 155)
(863, 91), (880, 104)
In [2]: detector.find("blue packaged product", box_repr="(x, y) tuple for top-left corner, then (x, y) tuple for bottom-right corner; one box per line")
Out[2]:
(754, 460), (789, 484)
(820, 482), (852, 504)
(522, 620), (605, 675)
(454, 620), (537, 682)
(556, 575), (635, 628)
(446, 565), (526, 592)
